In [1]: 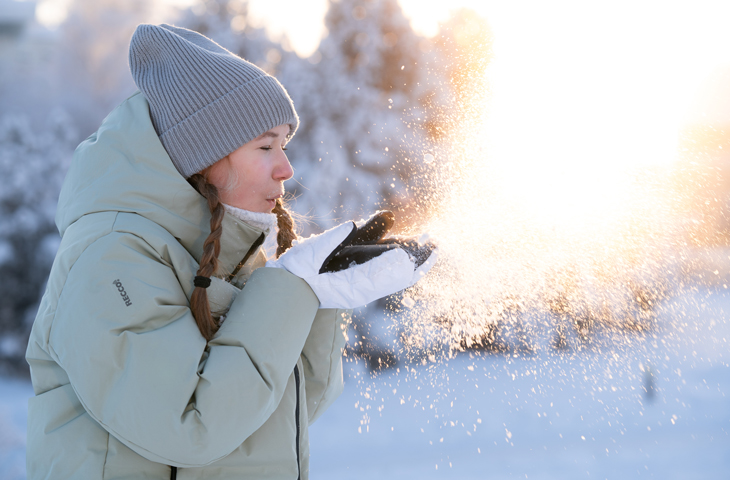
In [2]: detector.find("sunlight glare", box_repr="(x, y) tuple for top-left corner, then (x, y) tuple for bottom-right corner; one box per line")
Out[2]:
(35, 0), (71, 28)
(397, 1), (730, 355)
(248, 0), (328, 57)
(401, 0), (730, 227)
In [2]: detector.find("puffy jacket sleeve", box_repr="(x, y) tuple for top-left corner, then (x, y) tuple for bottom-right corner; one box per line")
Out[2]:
(47, 231), (319, 467)
(300, 308), (351, 424)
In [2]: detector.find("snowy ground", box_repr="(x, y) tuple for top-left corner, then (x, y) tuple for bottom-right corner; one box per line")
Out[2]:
(309, 286), (730, 479)
(0, 375), (32, 480)
(2, 286), (728, 479)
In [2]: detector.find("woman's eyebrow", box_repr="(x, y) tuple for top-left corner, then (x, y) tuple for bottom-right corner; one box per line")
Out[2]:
(256, 131), (279, 140)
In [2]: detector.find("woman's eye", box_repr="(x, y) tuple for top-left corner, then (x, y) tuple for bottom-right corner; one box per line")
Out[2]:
(259, 145), (287, 151)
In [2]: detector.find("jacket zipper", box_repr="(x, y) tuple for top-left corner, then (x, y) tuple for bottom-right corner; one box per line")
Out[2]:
(294, 364), (301, 480)
(226, 232), (266, 282)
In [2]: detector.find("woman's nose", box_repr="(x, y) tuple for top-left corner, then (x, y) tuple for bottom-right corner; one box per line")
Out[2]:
(274, 153), (294, 181)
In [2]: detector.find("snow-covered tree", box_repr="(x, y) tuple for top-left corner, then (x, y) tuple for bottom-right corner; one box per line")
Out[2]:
(178, 0), (291, 75)
(0, 111), (75, 374)
(0, 0), (161, 143)
(51, 0), (157, 136)
(279, 0), (440, 231)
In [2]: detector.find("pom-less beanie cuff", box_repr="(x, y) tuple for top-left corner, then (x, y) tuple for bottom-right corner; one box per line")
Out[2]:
(129, 23), (299, 178)
(160, 75), (297, 178)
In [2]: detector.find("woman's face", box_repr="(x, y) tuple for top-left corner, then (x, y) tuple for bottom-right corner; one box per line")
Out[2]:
(204, 124), (293, 213)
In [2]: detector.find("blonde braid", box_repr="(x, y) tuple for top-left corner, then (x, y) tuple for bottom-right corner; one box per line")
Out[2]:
(273, 198), (297, 258)
(188, 173), (225, 341)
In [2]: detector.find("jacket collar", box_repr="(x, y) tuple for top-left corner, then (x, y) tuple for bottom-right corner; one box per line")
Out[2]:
(215, 214), (268, 276)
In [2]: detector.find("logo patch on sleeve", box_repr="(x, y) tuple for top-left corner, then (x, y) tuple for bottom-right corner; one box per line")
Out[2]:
(112, 279), (132, 307)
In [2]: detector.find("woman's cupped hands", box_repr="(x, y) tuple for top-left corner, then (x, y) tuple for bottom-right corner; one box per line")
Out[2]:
(265, 211), (437, 309)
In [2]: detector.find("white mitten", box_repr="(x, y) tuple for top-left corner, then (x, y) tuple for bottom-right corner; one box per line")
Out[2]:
(266, 222), (424, 309)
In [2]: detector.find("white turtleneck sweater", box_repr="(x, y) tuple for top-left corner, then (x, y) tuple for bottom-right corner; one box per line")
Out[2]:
(223, 204), (278, 233)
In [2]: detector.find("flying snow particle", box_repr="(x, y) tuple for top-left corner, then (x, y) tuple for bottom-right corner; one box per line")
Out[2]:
(402, 295), (416, 309)
(417, 232), (432, 244)
(423, 153), (435, 164)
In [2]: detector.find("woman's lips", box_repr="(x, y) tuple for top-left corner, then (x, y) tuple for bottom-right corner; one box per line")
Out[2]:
(266, 194), (283, 209)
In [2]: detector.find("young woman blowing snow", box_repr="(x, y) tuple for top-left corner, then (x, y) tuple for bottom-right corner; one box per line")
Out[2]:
(24, 24), (436, 480)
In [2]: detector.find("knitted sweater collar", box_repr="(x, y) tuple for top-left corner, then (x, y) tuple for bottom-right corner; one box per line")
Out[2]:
(223, 205), (277, 233)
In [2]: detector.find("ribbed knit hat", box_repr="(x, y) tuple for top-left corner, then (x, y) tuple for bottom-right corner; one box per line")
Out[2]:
(129, 24), (299, 178)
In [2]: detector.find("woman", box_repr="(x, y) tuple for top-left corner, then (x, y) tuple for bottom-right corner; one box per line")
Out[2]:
(25, 24), (435, 479)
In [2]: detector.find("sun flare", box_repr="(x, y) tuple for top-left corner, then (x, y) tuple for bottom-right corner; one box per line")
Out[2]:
(396, 0), (730, 355)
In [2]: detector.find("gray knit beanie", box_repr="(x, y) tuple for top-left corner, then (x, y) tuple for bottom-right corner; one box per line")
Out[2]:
(129, 24), (299, 178)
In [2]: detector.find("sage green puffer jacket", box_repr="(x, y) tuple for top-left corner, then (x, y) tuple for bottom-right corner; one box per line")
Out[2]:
(25, 92), (350, 479)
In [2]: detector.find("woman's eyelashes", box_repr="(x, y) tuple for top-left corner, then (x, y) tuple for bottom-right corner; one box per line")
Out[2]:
(259, 145), (288, 151)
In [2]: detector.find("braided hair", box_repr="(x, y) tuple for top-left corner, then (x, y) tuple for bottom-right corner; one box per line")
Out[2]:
(273, 197), (297, 257)
(188, 175), (298, 341)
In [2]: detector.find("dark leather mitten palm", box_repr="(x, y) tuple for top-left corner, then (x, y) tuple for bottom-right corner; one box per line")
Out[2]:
(320, 210), (437, 273)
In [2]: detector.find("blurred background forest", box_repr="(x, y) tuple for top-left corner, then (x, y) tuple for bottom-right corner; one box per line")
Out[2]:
(1, 0), (729, 377)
